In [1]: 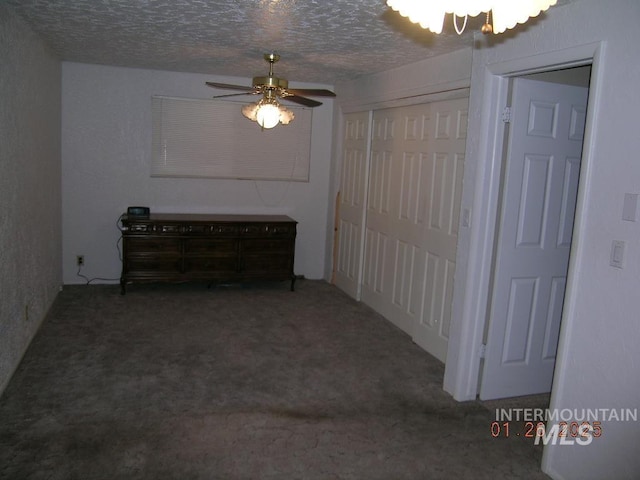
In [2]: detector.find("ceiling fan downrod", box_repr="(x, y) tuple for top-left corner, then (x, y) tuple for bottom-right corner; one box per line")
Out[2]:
(253, 53), (288, 90)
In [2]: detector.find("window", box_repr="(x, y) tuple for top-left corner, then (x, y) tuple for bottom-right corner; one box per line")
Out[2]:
(151, 96), (312, 181)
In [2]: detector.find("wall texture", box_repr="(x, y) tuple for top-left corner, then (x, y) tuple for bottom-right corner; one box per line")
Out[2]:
(0, 6), (62, 394)
(61, 63), (334, 284)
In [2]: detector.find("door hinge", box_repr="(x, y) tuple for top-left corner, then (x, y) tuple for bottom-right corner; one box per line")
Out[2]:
(502, 106), (512, 124)
(479, 343), (486, 359)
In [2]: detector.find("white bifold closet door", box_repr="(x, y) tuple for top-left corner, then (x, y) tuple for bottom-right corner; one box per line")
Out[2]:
(336, 98), (468, 363)
(334, 112), (371, 299)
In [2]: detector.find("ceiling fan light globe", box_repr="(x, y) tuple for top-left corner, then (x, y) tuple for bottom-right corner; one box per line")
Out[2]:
(279, 107), (295, 125)
(446, 0), (492, 17)
(387, 0), (446, 33)
(241, 102), (259, 121)
(256, 104), (281, 129)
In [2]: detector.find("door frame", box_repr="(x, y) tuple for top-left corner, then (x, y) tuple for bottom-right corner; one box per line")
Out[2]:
(443, 42), (605, 401)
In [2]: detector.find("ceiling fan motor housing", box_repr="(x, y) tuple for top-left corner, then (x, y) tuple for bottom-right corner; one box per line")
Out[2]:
(252, 75), (288, 90)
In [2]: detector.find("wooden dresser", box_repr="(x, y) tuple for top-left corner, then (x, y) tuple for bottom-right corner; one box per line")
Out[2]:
(120, 213), (297, 294)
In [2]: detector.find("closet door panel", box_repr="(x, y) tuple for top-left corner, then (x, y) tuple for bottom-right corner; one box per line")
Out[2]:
(361, 110), (398, 322)
(362, 104), (428, 335)
(334, 112), (370, 298)
(411, 98), (468, 361)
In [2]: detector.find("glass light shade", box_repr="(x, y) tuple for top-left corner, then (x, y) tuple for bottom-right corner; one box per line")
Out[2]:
(492, 0), (557, 34)
(242, 98), (296, 129)
(445, 0), (493, 17)
(386, 0), (556, 34)
(279, 107), (295, 125)
(256, 103), (281, 129)
(241, 102), (259, 121)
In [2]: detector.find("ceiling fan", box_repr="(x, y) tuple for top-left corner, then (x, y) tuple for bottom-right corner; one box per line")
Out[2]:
(205, 53), (336, 129)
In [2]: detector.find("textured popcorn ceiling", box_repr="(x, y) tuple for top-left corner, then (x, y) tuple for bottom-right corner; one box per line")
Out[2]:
(4, 0), (568, 85)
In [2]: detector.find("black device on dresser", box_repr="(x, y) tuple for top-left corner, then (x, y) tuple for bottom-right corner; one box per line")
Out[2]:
(126, 206), (150, 218)
(120, 213), (297, 294)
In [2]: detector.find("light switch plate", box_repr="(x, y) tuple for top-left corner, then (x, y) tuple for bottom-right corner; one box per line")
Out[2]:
(610, 240), (625, 269)
(622, 193), (638, 222)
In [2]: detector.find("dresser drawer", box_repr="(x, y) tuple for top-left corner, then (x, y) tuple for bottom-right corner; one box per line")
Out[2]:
(240, 223), (295, 237)
(125, 256), (181, 273)
(242, 238), (293, 253)
(184, 256), (237, 273)
(208, 224), (241, 236)
(126, 237), (181, 254)
(184, 238), (237, 255)
(265, 223), (296, 237)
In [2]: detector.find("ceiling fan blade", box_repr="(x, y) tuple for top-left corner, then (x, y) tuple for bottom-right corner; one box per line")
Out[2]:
(286, 95), (323, 108)
(206, 81), (255, 92)
(212, 92), (260, 99)
(286, 88), (336, 97)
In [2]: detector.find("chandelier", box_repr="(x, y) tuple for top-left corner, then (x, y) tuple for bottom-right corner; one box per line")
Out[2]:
(386, 0), (557, 35)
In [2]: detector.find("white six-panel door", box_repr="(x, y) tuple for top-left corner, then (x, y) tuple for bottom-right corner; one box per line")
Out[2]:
(480, 78), (588, 399)
(336, 98), (468, 362)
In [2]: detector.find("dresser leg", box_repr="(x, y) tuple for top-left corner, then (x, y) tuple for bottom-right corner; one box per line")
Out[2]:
(290, 275), (296, 292)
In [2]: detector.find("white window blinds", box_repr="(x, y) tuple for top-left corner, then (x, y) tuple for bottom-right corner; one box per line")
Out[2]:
(151, 96), (312, 181)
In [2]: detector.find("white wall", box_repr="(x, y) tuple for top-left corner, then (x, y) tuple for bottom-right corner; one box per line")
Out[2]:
(443, 0), (640, 478)
(61, 63), (334, 284)
(0, 6), (62, 394)
(335, 47), (472, 113)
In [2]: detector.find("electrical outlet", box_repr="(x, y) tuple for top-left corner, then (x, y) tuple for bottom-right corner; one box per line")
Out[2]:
(77, 255), (84, 266)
